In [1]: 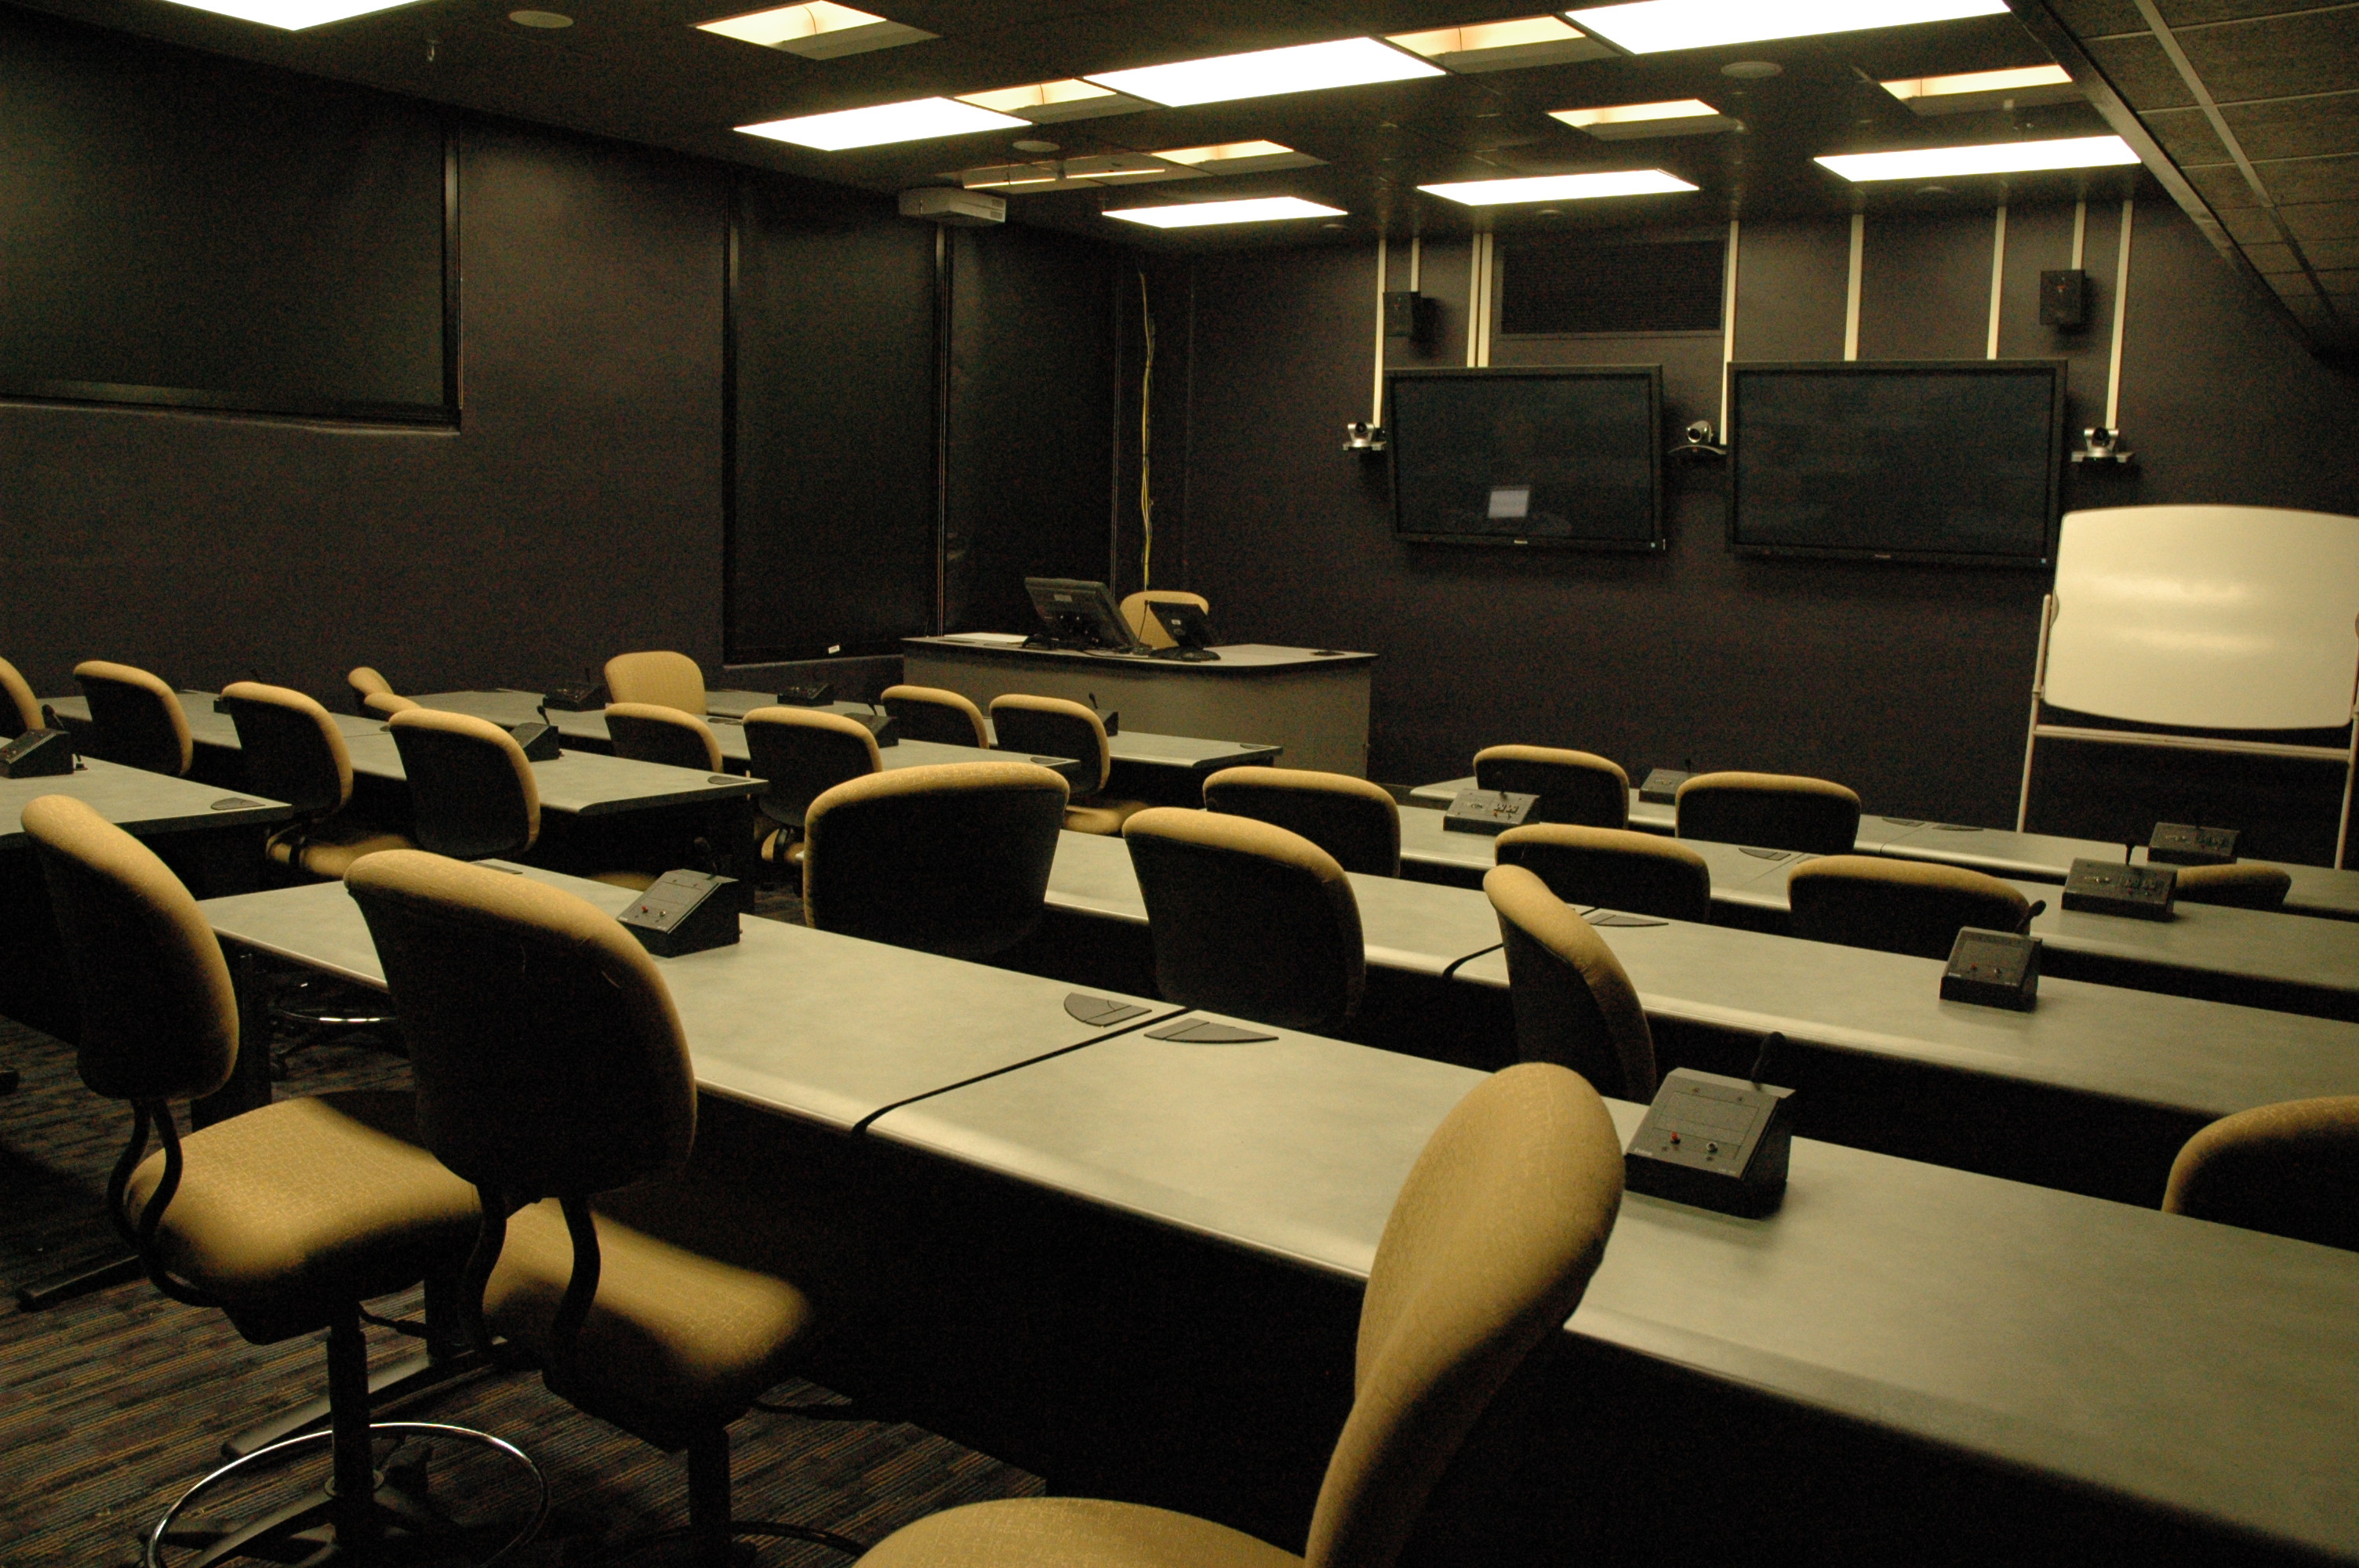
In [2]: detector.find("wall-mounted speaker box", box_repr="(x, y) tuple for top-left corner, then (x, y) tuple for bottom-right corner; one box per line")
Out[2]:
(1383, 290), (1434, 341)
(2040, 269), (2088, 328)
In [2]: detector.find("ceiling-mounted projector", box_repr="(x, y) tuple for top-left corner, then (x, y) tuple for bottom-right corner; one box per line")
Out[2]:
(899, 187), (1006, 225)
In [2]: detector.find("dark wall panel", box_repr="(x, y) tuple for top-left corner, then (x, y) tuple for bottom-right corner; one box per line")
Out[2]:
(1859, 210), (1992, 361)
(1180, 201), (2359, 827)
(0, 6), (446, 419)
(0, 121), (726, 704)
(729, 180), (937, 660)
(947, 224), (1118, 632)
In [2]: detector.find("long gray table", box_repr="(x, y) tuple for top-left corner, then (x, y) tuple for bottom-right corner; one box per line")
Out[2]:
(1408, 777), (2359, 920)
(190, 872), (2359, 1563)
(1042, 827), (2359, 1198)
(867, 1010), (2359, 1566)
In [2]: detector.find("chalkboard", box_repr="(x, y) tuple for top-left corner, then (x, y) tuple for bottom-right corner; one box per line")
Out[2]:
(2045, 506), (2359, 731)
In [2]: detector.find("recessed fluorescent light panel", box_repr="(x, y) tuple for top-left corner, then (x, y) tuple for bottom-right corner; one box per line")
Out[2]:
(699, 2), (934, 58)
(1552, 99), (1739, 139)
(1106, 197), (1347, 228)
(1881, 64), (2080, 115)
(1152, 140), (1325, 173)
(1816, 134), (2138, 181)
(155, 0), (428, 27)
(1419, 169), (1698, 205)
(962, 154), (1201, 191)
(1564, 0), (2008, 55)
(1086, 38), (1442, 108)
(738, 96), (1027, 151)
(956, 79), (1150, 124)
(1387, 16), (1612, 71)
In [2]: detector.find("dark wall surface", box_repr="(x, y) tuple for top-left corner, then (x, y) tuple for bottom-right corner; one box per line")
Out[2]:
(2, 116), (726, 706)
(1174, 201), (2359, 826)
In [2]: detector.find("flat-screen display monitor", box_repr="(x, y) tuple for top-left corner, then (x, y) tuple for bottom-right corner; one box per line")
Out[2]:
(1387, 367), (1664, 551)
(1023, 578), (1140, 652)
(1729, 361), (2067, 566)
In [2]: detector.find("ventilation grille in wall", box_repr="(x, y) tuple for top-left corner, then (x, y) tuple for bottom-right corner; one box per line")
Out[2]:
(1496, 238), (1724, 336)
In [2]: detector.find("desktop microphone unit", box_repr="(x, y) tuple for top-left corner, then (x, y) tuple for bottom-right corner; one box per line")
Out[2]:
(2063, 858), (2176, 919)
(0, 729), (75, 779)
(620, 869), (741, 956)
(1623, 1033), (1796, 1218)
(2149, 822), (2240, 866)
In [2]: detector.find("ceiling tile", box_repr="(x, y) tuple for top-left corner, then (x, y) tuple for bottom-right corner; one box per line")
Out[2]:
(2303, 236), (2359, 267)
(2248, 151), (2359, 205)
(2049, 0), (2148, 38)
(2141, 104), (2230, 163)
(2186, 162), (2259, 209)
(2083, 34), (2197, 108)
(2155, 0), (2354, 24)
(2218, 89), (2359, 162)
(2173, 9), (2359, 103)
(2241, 239), (2298, 269)
(2280, 198), (2359, 239)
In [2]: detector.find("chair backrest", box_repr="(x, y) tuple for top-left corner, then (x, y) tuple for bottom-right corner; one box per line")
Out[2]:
(1676, 771), (1859, 855)
(1788, 855), (2030, 961)
(1472, 746), (1630, 829)
(1482, 865), (1658, 1101)
(801, 762), (1067, 960)
(73, 660), (193, 777)
(879, 684), (989, 748)
(0, 656), (43, 738)
(1204, 766), (1401, 877)
(990, 694), (1111, 793)
(220, 681), (355, 821)
(742, 707), (882, 830)
(22, 795), (238, 1105)
(604, 702), (724, 773)
(1303, 1062), (1623, 1568)
(1494, 823), (1712, 924)
(1119, 590), (1209, 650)
(365, 691), (421, 717)
(2174, 862), (2294, 910)
(1122, 807), (1365, 1033)
(388, 710), (540, 862)
(2163, 1096), (2359, 1253)
(603, 651), (705, 717)
(347, 666), (394, 701)
(347, 851), (696, 1199)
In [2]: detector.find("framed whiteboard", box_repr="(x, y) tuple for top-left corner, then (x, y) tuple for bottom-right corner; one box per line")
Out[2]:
(2045, 505), (2359, 731)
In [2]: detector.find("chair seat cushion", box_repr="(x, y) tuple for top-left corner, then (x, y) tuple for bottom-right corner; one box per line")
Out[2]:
(268, 819), (417, 881)
(862, 1497), (1302, 1568)
(1065, 798), (1150, 837)
(485, 1200), (814, 1446)
(758, 829), (807, 866)
(125, 1091), (478, 1337)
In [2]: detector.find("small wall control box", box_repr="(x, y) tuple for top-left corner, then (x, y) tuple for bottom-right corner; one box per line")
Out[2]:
(1623, 1068), (1796, 1218)
(620, 869), (742, 956)
(1941, 927), (2041, 1011)
(2063, 858), (2176, 920)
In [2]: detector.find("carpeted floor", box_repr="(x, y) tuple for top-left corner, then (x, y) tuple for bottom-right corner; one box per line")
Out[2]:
(0, 885), (1041, 1565)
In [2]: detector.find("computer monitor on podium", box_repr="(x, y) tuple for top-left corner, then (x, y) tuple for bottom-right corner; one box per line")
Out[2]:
(1023, 578), (1142, 653)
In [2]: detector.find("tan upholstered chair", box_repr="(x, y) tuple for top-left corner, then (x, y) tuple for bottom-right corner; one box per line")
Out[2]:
(743, 707), (881, 867)
(860, 1061), (1624, 1568)
(1676, 771), (1860, 856)
(2174, 862), (2294, 910)
(1122, 808), (1364, 1034)
(1788, 855), (2030, 961)
(802, 761), (1067, 960)
(2164, 1096), (2359, 1253)
(1204, 766), (1401, 877)
(347, 851), (854, 1564)
(347, 666), (418, 718)
(73, 659), (193, 776)
(388, 709), (540, 862)
(222, 681), (414, 881)
(880, 684), (989, 747)
(605, 701), (725, 774)
(1118, 590), (1210, 650)
(24, 797), (524, 1561)
(1484, 865), (1659, 1101)
(1495, 824), (1713, 924)
(989, 694), (1148, 835)
(605, 650), (707, 717)
(0, 655), (44, 737)
(1473, 746), (1630, 829)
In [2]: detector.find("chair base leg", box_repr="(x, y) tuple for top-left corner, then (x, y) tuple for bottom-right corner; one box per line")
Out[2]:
(13, 1249), (143, 1312)
(223, 1347), (489, 1460)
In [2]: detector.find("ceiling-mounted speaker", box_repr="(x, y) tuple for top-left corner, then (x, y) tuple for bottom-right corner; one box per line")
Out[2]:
(899, 187), (1006, 226)
(2040, 269), (2088, 328)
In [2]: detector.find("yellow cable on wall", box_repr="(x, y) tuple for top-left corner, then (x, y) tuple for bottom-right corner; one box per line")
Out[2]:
(1138, 270), (1154, 590)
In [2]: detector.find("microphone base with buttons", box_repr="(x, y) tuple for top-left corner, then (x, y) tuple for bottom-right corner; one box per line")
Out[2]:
(1623, 1068), (1796, 1218)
